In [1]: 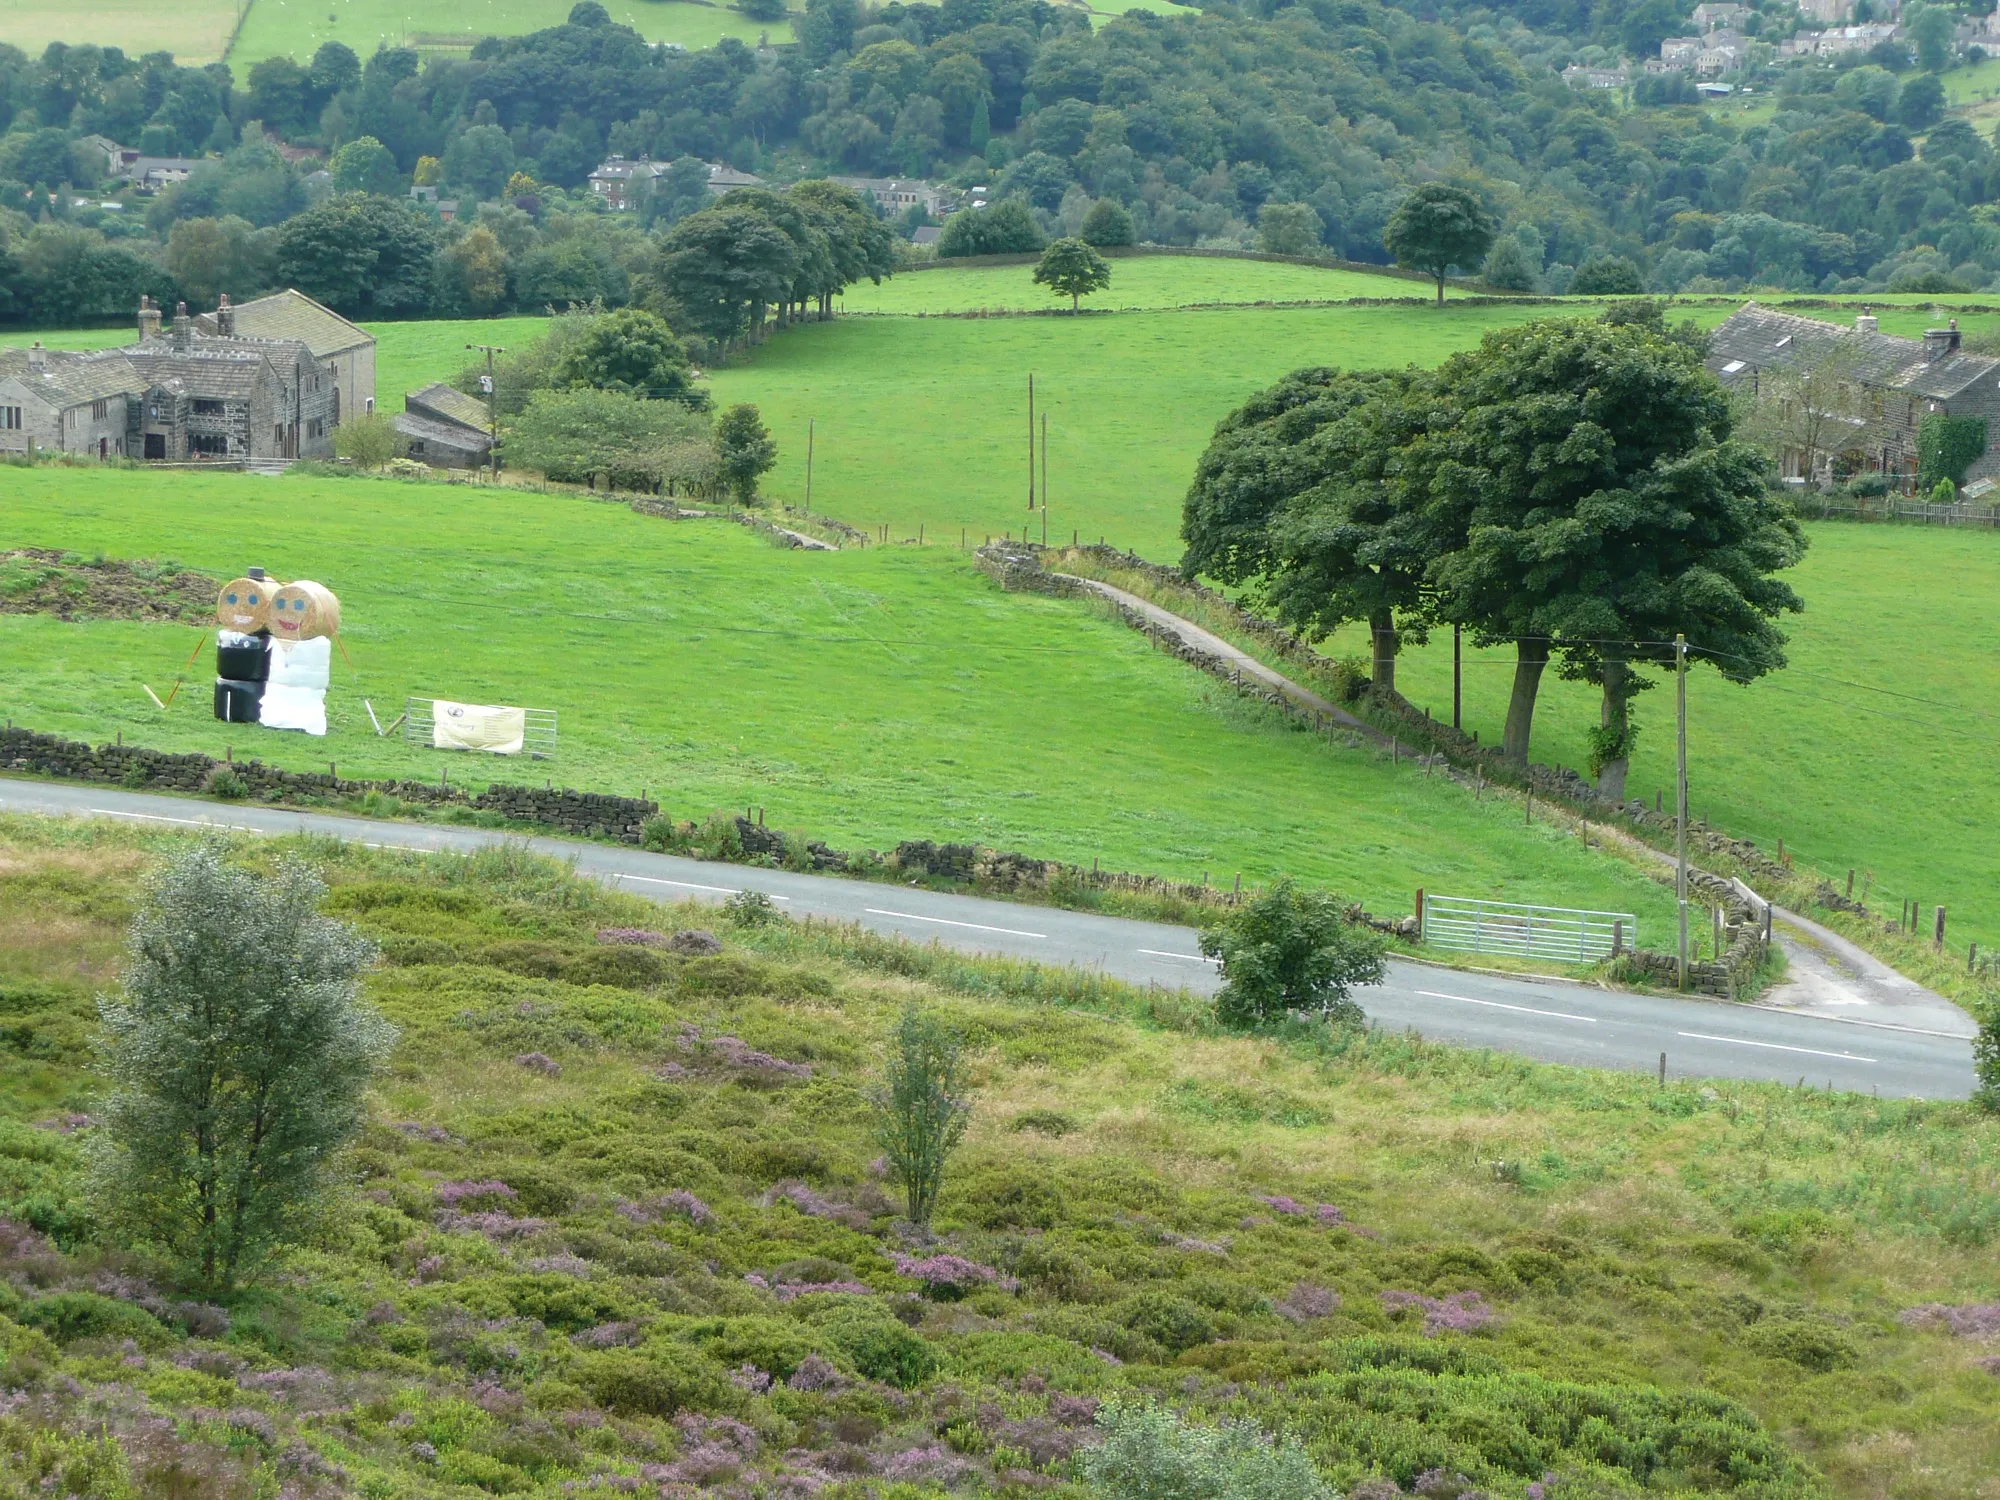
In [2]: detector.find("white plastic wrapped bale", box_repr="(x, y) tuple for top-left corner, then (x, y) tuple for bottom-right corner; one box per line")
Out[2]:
(259, 636), (332, 735)
(432, 700), (527, 755)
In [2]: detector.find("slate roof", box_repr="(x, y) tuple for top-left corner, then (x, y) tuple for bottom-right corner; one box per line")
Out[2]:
(407, 381), (493, 432)
(203, 290), (372, 357)
(0, 350), (145, 407)
(122, 347), (270, 402)
(1707, 304), (2000, 401)
(396, 411), (492, 453)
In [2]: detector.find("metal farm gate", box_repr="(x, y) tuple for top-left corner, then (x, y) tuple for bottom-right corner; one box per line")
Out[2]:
(1421, 895), (1636, 965)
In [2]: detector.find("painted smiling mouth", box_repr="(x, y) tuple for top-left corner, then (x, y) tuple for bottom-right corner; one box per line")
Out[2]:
(275, 619), (299, 632)
(231, 614), (255, 626)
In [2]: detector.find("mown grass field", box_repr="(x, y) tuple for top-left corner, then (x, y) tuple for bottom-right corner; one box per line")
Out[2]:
(2, 823), (1997, 1497)
(0, 0), (241, 65)
(839, 255), (1465, 314)
(0, 464), (1680, 926)
(18, 263), (2000, 942)
(228, 0), (790, 68)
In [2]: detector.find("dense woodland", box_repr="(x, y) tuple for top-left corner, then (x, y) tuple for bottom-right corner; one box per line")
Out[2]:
(1, 0), (1999, 326)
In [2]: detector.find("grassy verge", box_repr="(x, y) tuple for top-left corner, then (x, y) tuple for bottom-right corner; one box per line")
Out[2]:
(3, 817), (1998, 1497)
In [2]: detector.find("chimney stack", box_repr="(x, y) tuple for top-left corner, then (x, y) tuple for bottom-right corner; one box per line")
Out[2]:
(138, 294), (161, 342)
(172, 301), (190, 350)
(1924, 326), (1961, 361)
(27, 341), (45, 372)
(216, 292), (235, 337)
(1854, 307), (1877, 334)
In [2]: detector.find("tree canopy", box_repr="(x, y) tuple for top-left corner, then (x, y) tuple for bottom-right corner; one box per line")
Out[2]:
(1383, 184), (1495, 306)
(1032, 236), (1111, 311)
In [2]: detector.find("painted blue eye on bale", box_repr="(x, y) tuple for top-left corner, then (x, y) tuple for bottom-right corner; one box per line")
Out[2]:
(225, 591), (239, 605)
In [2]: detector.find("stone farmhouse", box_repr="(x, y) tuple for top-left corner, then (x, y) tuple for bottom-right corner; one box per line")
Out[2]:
(397, 382), (496, 468)
(0, 292), (375, 465)
(1708, 304), (2000, 486)
(587, 157), (764, 209)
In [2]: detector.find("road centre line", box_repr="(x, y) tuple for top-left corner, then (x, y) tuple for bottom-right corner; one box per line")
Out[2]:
(611, 872), (788, 899)
(1417, 989), (1599, 1023)
(1139, 948), (1217, 963)
(866, 908), (1045, 938)
(88, 808), (265, 834)
(1677, 1031), (1876, 1063)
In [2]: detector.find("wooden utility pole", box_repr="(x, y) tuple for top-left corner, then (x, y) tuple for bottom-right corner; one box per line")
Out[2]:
(1676, 632), (1689, 990)
(466, 342), (504, 481)
(804, 417), (814, 514)
(1027, 373), (1036, 512)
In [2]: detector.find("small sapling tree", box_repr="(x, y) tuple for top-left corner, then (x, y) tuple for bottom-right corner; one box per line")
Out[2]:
(1973, 997), (2000, 1113)
(91, 843), (394, 1295)
(873, 1005), (973, 1227)
(1033, 236), (1112, 313)
(332, 411), (400, 470)
(1199, 878), (1386, 1030)
(714, 402), (778, 503)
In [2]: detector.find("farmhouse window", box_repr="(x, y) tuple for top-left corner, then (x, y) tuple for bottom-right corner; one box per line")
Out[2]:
(91, 400), (107, 420)
(194, 398), (224, 415)
(0, 406), (19, 429)
(190, 433), (227, 456)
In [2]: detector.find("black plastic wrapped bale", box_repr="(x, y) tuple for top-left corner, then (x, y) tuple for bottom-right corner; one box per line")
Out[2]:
(213, 678), (263, 723)
(215, 632), (269, 682)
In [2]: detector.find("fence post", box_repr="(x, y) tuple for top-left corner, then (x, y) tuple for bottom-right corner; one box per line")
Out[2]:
(1934, 905), (1946, 951)
(1613, 919), (1624, 956)
(1414, 887), (1425, 937)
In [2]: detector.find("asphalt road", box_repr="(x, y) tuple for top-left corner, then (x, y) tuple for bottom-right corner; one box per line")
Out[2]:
(0, 778), (1975, 1099)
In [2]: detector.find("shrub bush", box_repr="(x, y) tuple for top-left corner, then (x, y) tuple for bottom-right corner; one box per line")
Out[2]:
(1199, 878), (1386, 1029)
(815, 1307), (940, 1387)
(17, 1291), (167, 1348)
(572, 1346), (731, 1417)
(1082, 1399), (1337, 1500)
(1114, 1290), (1218, 1354)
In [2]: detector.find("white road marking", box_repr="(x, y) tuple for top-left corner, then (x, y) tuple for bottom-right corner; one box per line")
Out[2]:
(866, 908), (1045, 938)
(362, 842), (438, 854)
(1418, 989), (1599, 1023)
(1677, 1031), (1876, 1063)
(89, 808), (265, 833)
(610, 872), (788, 899)
(1139, 948), (1217, 963)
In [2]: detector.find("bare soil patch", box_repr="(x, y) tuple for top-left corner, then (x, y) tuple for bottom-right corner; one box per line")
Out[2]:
(0, 548), (215, 623)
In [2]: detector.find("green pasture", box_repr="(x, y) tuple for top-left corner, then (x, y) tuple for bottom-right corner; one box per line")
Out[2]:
(1310, 524), (2000, 951)
(0, 464), (1680, 926)
(841, 254), (1462, 314)
(0, 0), (240, 64)
(228, 0), (790, 68)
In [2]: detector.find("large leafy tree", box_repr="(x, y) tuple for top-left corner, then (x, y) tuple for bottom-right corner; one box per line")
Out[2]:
(1181, 367), (1433, 692)
(1382, 183), (1494, 307)
(654, 205), (801, 346)
(714, 186), (836, 325)
(1414, 320), (1807, 778)
(790, 178), (898, 316)
(273, 193), (438, 317)
(552, 306), (707, 407)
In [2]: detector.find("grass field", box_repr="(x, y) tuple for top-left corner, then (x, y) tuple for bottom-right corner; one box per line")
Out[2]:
(0, 464), (1681, 927)
(228, 0), (790, 68)
(2, 823), (1997, 1496)
(0, 0), (242, 64)
(840, 255), (1463, 314)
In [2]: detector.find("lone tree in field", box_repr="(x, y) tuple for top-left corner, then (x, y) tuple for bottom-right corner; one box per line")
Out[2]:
(873, 1005), (973, 1227)
(92, 844), (394, 1295)
(1383, 183), (1494, 307)
(332, 411), (401, 470)
(1033, 237), (1112, 312)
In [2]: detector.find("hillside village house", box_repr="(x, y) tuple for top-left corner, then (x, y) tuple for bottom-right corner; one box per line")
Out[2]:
(1708, 304), (2000, 487)
(586, 157), (764, 209)
(397, 382), (496, 468)
(0, 291), (375, 464)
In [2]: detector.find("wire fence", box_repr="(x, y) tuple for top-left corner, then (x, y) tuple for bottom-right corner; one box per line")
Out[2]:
(1421, 895), (1637, 965)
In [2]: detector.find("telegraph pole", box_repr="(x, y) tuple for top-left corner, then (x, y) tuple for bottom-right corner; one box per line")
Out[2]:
(1676, 632), (1689, 990)
(1027, 372), (1036, 512)
(1040, 411), (1049, 546)
(804, 417), (815, 514)
(466, 342), (504, 481)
